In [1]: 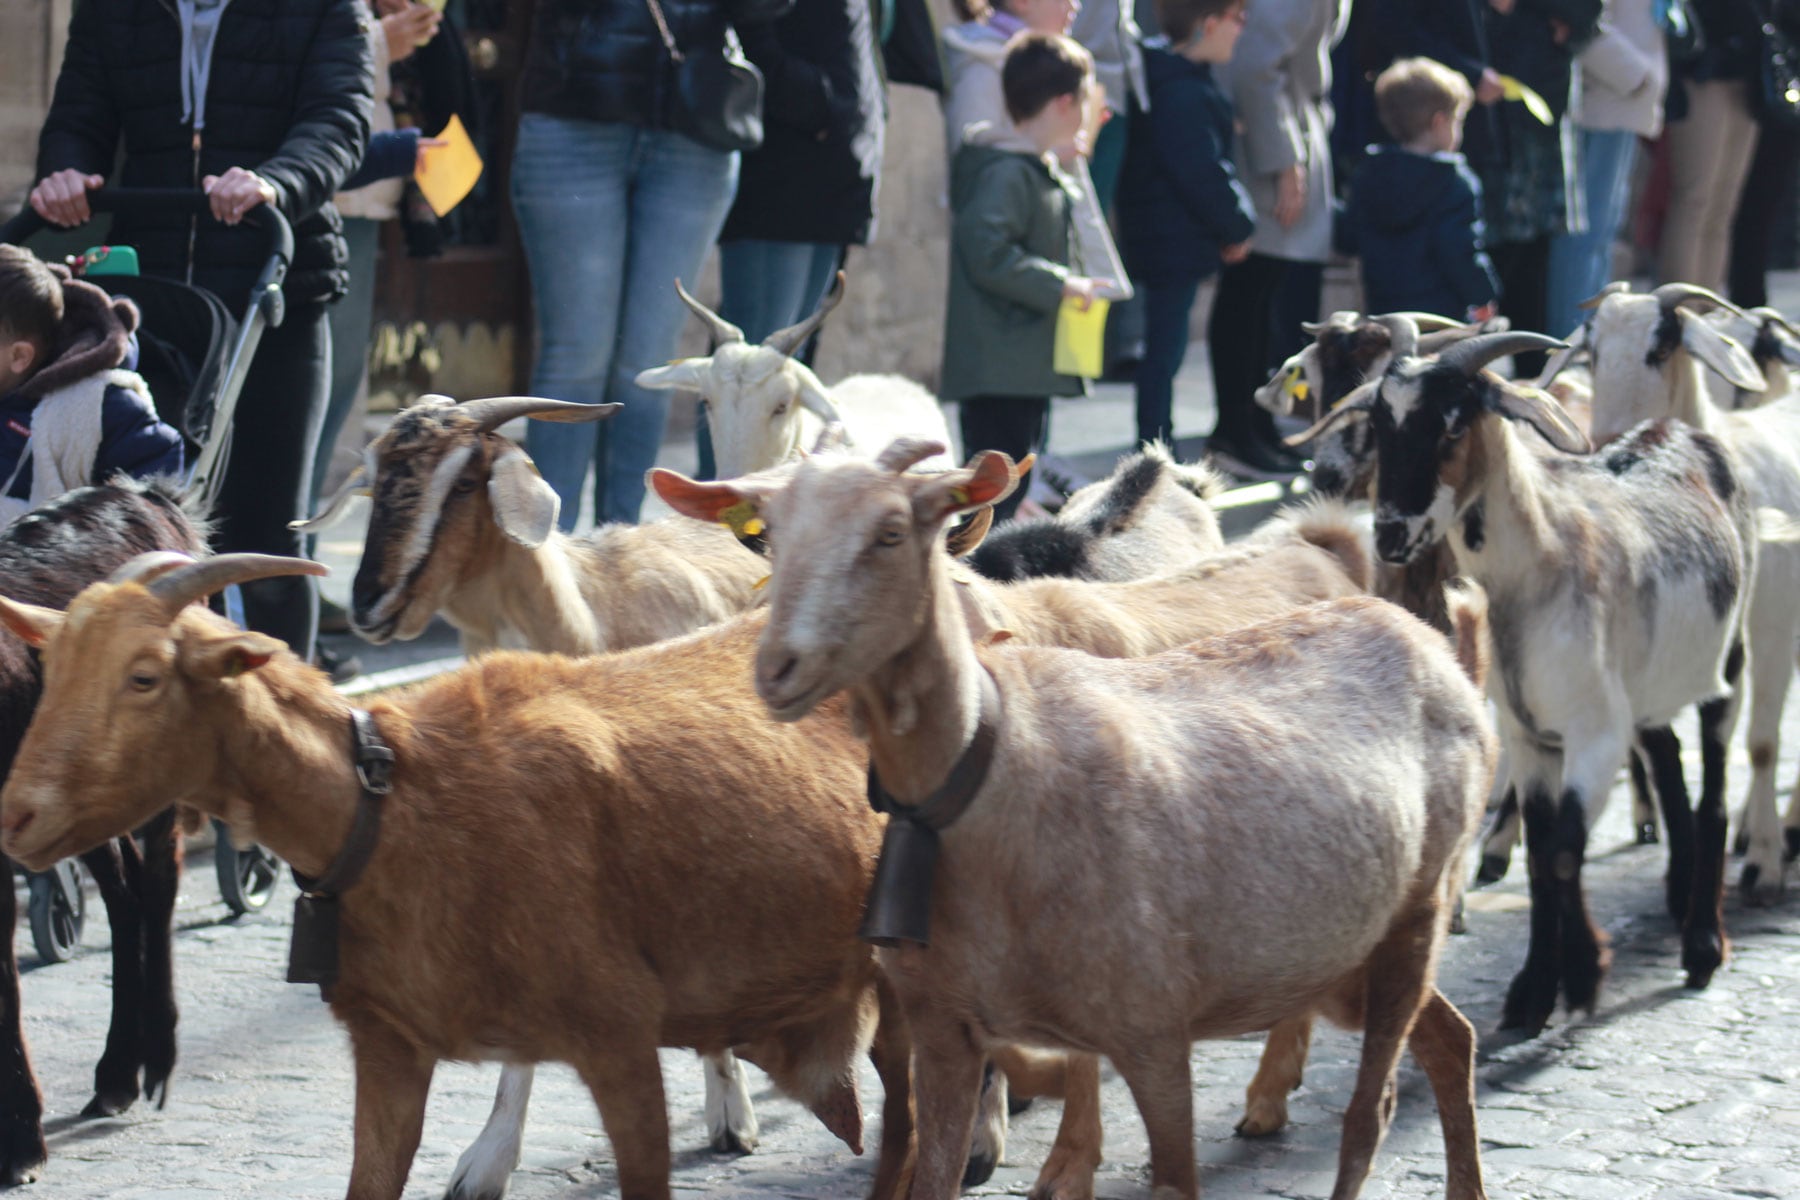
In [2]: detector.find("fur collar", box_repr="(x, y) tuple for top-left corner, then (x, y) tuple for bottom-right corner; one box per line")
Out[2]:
(17, 268), (138, 403)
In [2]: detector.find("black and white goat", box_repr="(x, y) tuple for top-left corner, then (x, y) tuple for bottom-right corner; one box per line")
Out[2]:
(0, 477), (208, 1182)
(1294, 323), (1756, 1035)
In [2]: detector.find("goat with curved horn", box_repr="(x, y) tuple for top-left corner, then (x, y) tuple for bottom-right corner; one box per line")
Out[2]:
(674, 278), (747, 347)
(107, 551), (203, 588)
(461, 396), (622, 435)
(763, 272), (848, 358)
(1653, 282), (1751, 320)
(146, 554), (329, 621)
(1437, 331), (1568, 377)
(1374, 313), (1421, 360)
(1579, 281), (1632, 310)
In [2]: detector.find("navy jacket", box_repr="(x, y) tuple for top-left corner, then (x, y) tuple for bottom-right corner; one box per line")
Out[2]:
(1339, 146), (1498, 320)
(341, 129), (422, 193)
(1114, 46), (1256, 287)
(0, 337), (185, 505)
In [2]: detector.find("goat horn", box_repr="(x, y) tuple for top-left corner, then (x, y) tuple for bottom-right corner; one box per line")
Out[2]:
(1374, 314), (1421, 360)
(1381, 312), (1470, 333)
(1753, 306), (1800, 339)
(763, 271), (847, 358)
(460, 396), (621, 435)
(290, 464), (369, 533)
(1579, 281), (1632, 310)
(673, 278), (745, 347)
(146, 554), (329, 620)
(1654, 282), (1750, 320)
(1437, 332), (1568, 378)
(876, 438), (947, 474)
(108, 551), (201, 587)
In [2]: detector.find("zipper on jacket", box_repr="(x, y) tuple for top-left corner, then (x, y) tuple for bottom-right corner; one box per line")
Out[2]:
(156, 0), (200, 285)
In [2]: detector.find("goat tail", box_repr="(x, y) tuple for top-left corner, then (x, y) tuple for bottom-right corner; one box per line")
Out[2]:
(1443, 577), (1490, 691)
(1276, 498), (1374, 592)
(1141, 439), (1227, 500)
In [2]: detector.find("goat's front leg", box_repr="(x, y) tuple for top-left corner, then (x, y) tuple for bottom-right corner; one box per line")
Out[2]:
(575, 1039), (672, 1200)
(1640, 726), (1696, 924)
(78, 835), (145, 1116)
(865, 973), (916, 1200)
(1112, 1042), (1195, 1200)
(346, 1018), (435, 1200)
(1236, 1013), (1314, 1136)
(1550, 726), (1631, 1014)
(0, 849), (45, 1185)
(137, 808), (182, 1107)
(902, 1012), (986, 1200)
(1029, 1051), (1103, 1200)
(965, 1057), (1007, 1186)
(702, 1050), (758, 1154)
(1688, 646), (1746, 985)
(1474, 786), (1520, 886)
(1500, 746), (1568, 1035)
(445, 1065), (533, 1200)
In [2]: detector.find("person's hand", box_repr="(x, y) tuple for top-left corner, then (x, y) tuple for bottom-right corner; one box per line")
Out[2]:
(1469, 302), (1498, 323)
(1476, 67), (1505, 105)
(382, 2), (441, 62)
(1062, 276), (1115, 309)
(1222, 240), (1251, 264)
(29, 169), (104, 228)
(1273, 164), (1306, 229)
(413, 136), (448, 176)
(1488, 0), (1515, 13)
(1549, 17), (1571, 44)
(202, 167), (277, 225)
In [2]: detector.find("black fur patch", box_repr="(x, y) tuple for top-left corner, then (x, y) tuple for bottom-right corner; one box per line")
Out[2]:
(1690, 431), (1738, 502)
(1461, 500), (1486, 552)
(966, 520), (1092, 581)
(1084, 452), (1164, 535)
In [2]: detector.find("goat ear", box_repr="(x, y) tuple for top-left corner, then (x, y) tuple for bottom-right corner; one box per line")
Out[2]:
(0, 597), (65, 648)
(186, 630), (287, 680)
(650, 468), (770, 537)
(945, 505), (994, 556)
(1487, 382), (1592, 454)
(488, 449), (560, 548)
(795, 372), (842, 422)
(1285, 379), (1378, 447)
(913, 450), (1017, 525)
(635, 359), (711, 392)
(1678, 310), (1765, 392)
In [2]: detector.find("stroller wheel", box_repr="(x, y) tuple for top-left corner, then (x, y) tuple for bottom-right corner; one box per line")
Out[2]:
(214, 819), (282, 916)
(27, 860), (86, 964)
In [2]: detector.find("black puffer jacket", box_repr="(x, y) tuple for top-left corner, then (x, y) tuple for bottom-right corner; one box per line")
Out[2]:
(521, 0), (793, 131)
(36, 0), (374, 308)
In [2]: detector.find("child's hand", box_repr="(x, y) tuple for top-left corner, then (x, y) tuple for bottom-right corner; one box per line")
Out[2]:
(1222, 241), (1252, 265)
(1062, 277), (1114, 309)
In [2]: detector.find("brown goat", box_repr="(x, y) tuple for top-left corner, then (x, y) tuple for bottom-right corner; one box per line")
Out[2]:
(0, 555), (913, 1200)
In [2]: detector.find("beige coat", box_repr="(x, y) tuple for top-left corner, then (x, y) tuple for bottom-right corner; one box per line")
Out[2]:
(1573, 0), (1667, 138)
(333, 11), (403, 221)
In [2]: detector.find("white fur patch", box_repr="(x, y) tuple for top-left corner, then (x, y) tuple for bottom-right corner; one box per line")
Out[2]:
(447, 1065), (532, 1200)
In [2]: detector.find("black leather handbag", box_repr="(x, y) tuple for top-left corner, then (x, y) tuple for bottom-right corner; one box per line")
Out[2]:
(645, 0), (766, 153)
(1750, 0), (1800, 128)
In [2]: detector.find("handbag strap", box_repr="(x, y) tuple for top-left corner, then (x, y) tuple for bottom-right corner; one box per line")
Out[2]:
(645, 0), (686, 63)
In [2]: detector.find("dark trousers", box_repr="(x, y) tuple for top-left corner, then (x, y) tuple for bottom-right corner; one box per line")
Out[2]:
(959, 395), (1048, 522)
(1138, 275), (1204, 447)
(1729, 123), (1800, 308)
(215, 301), (329, 658)
(1207, 252), (1290, 447)
(1491, 236), (1552, 376)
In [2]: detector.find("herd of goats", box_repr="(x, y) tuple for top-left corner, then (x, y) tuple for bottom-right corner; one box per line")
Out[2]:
(0, 275), (1794, 1200)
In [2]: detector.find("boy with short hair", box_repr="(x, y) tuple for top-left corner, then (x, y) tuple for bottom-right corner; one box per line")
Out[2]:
(1339, 57), (1499, 321)
(941, 32), (1112, 522)
(1114, 0), (1257, 453)
(0, 245), (184, 524)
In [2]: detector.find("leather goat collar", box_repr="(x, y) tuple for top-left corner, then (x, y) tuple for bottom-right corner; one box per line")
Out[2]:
(859, 667), (1003, 949)
(286, 708), (393, 1000)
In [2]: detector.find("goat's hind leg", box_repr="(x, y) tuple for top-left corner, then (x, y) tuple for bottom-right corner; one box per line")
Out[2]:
(0, 850), (45, 1184)
(865, 973), (916, 1200)
(1112, 1041), (1196, 1200)
(1687, 648), (1745, 987)
(1474, 787), (1520, 886)
(702, 1050), (758, 1154)
(1029, 1051), (1103, 1200)
(79, 835), (145, 1116)
(575, 1041), (673, 1200)
(1408, 990), (1487, 1200)
(1733, 617), (1788, 902)
(445, 1065), (534, 1200)
(137, 808), (182, 1106)
(1236, 1013), (1314, 1136)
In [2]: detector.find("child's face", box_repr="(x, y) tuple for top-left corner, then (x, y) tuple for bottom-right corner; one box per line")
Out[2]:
(1182, 3), (1247, 63)
(1011, 0), (1079, 35)
(1433, 108), (1467, 153)
(0, 335), (38, 395)
(1049, 80), (1094, 150)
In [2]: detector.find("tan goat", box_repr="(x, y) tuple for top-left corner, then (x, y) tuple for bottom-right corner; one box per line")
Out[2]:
(657, 442), (1496, 1200)
(0, 555), (913, 1200)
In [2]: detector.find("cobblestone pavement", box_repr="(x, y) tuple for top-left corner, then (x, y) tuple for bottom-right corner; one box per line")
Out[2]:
(9, 707), (1800, 1200)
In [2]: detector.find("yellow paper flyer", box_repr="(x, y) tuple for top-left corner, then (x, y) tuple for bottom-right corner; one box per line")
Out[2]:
(416, 114), (484, 218)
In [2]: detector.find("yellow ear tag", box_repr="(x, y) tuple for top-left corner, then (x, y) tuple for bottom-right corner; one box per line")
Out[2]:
(950, 486), (971, 507)
(752, 574), (770, 590)
(719, 500), (764, 538)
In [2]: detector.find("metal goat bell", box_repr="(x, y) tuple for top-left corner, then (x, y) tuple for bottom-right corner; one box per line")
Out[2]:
(858, 816), (941, 948)
(287, 893), (341, 998)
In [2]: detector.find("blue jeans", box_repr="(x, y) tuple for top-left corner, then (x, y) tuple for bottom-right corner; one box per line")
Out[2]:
(697, 238), (843, 477)
(511, 114), (739, 527)
(1546, 127), (1639, 342)
(1137, 275), (1203, 448)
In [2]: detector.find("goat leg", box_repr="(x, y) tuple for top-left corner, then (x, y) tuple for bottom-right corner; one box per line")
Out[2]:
(865, 972), (916, 1200)
(1500, 779), (1564, 1035)
(1236, 1013), (1314, 1136)
(902, 1012), (986, 1200)
(445, 1065), (532, 1200)
(1113, 1044), (1196, 1200)
(137, 808), (182, 1106)
(1686, 680), (1742, 987)
(574, 1040), (673, 1200)
(79, 835), (144, 1116)
(0, 851), (45, 1185)
(346, 1017), (435, 1200)
(1028, 1051), (1103, 1200)
(964, 1058), (1006, 1186)
(1641, 727), (1696, 924)
(1408, 989), (1487, 1200)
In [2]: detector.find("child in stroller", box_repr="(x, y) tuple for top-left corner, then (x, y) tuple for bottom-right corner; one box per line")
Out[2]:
(0, 245), (184, 523)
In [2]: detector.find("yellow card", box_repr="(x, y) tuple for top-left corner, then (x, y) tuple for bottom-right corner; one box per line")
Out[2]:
(1498, 76), (1553, 126)
(1054, 297), (1110, 379)
(416, 114), (484, 217)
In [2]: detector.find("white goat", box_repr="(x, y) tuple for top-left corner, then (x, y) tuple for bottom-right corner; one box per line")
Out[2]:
(636, 275), (954, 478)
(657, 440), (1495, 1200)
(1552, 282), (1800, 902)
(1296, 322), (1756, 1036)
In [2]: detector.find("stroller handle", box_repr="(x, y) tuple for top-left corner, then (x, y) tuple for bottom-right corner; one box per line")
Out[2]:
(0, 189), (294, 275)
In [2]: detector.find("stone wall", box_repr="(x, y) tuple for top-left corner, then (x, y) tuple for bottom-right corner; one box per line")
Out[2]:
(0, 1), (72, 215)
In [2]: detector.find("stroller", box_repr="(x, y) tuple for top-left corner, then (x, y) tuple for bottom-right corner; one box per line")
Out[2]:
(0, 189), (296, 958)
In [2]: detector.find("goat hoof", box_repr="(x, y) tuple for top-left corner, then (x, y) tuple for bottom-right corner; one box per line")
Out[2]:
(80, 1085), (138, 1119)
(963, 1151), (998, 1187)
(1638, 821), (1660, 846)
(1234, 1098), (1289, 1138)
(1473, 852), (1509, 886)
(709, 1128), (756, 1156)
(1665, 873), (1692, 925)
(1007, 1093), (1035, 1117)
(1682, 930), (1727, 989)
(1499, 969), (1556, 1037)
(0, 1120), (46, 1187)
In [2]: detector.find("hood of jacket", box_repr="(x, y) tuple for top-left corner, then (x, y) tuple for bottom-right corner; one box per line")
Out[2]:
(17, 268), (137, 404)
(950, 140), (1062, 211)
(941, 18), (1013, 66)
(1350, 147), (1472, 234)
